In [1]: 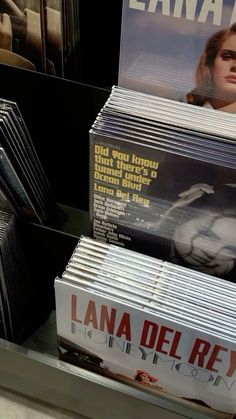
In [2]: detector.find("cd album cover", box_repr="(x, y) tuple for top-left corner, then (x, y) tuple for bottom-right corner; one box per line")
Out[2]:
(118, 0), (236, 112)
(89, 132), (236, 282)
(55, 275), (236, 415)
(89, 85), (236, 282)
(0, 96), (56, 224)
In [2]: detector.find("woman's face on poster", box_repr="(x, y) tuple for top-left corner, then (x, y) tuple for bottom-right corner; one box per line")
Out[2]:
(212, 34), (236, 100)
(172, 212), (236, 277)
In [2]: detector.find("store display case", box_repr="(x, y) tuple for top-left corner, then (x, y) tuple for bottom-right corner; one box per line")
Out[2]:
(0, 64), (233, 419)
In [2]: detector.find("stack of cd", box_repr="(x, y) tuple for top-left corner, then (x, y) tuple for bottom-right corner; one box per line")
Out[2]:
(43, 0), (81, 79)
(61, 0), (81, 79)
(0, 97), (55, 224)
(55, 236), (236, 414)
(89, 85), (236, 280)
(0, 211), (35, 343)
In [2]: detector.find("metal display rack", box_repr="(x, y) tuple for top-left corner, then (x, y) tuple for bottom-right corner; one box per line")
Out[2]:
(0, 336), (229, 419)
(0, 65), (233, 419)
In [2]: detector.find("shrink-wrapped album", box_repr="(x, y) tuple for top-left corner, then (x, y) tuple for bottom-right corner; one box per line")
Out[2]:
(119, 0), (236, 114)
(55, 236), (236, 416)
(0, 96), (55, 225)
(89, 85), (236, 282)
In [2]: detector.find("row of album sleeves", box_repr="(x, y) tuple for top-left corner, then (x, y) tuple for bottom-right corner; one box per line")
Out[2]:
(0, 1), (80, 80)
(55, 236), (236, 416)
(0, 211), (35, 343)
(88, 85), (236, 283)
(0, 97), (55, 225)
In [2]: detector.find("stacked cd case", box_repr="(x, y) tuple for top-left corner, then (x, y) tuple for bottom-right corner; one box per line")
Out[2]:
(0, 211), (35, 343)
(89, 85), (236, 281)
(0, 97), (55, 224)
(61, 0), (81, 79)
(0, 1), (81, 80)
(55, 235), (236, 415)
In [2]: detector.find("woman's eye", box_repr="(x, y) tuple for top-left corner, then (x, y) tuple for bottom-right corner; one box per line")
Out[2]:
(222, 52), (232, 60)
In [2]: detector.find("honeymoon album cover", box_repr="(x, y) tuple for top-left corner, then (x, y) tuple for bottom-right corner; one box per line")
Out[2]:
(55, 278), (236, 414)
